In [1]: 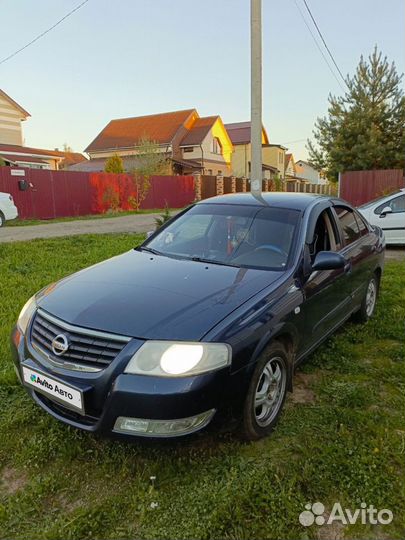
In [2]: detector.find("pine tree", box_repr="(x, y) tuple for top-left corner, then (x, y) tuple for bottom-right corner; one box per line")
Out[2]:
(308, 47), (405, 181)
(104, 153), (124, 174)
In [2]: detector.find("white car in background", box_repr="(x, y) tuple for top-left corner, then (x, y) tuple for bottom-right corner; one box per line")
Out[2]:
(0, 192), (18, 227)
(358, 188), (405, 245)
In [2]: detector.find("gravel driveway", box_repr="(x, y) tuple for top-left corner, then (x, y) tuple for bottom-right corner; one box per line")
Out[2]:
(0, 214), (161, 243)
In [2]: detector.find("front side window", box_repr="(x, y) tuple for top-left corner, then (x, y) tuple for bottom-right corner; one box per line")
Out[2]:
(144, 204), (301, 270)
(335, 206), (361, 245)
(309, 209), (340, 261)
(375, 194), (405, 214)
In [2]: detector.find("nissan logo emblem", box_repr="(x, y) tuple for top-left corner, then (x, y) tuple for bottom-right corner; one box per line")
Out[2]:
(51, 334), (69, 356)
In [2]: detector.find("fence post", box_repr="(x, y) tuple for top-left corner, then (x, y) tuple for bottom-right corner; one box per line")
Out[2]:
(194, 172), (202, 201)
(216, 174), (224, 196)
(241, 176), (247, 192)
(231, 175), (236, 193)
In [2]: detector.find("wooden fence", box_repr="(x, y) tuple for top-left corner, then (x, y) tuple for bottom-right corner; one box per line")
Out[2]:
(0, 167), (195, 220)
(340, 169), (405, 206)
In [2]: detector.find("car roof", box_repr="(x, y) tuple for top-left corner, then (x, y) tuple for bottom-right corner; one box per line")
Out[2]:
(197, 192), (331, 211)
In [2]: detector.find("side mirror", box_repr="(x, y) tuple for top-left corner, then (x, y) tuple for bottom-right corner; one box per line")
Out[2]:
(312, 251), (346, 271)
(379, 206), (392, 218)
(146, 231), (154, 239)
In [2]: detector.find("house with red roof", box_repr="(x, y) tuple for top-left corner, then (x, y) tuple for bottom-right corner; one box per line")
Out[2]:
(79, 109), (233, 175)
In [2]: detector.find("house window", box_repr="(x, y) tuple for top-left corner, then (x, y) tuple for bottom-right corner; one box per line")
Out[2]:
(183, 147), (194, 153)
(217, 170), (222, 175)
(212, 137), (222, 154)
(207, 169), (213, 176)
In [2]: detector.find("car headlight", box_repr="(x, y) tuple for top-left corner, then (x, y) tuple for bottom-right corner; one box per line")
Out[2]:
(17, 295), (37, 334)
(124, 341), (231, 377)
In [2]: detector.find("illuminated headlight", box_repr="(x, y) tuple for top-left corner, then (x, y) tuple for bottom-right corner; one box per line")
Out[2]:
(17, 296), (37, 334)
(124, 341), (231, 377)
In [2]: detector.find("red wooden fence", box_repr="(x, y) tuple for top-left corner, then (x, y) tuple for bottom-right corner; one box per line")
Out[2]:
(340, 169), (405, 207)
(0, 168), (195, 220)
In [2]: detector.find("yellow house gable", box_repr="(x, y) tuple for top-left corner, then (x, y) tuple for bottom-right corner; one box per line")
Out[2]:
(211, 117), (233, 165)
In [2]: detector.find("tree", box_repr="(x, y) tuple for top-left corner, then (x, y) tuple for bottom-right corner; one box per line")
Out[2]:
(307, 47), (405, 182)
(128, 137), (168, 210)
(154, 203), (171, 229)
(104, 153), (124, 174)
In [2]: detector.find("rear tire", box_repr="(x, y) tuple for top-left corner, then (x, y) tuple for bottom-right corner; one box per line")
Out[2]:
(239, 342), (289, 441)
(354, 274), (379, 323)
(0, 211), (5, 228)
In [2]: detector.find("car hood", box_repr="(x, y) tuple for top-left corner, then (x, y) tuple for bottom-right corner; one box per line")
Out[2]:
(37, 250), (282, 341)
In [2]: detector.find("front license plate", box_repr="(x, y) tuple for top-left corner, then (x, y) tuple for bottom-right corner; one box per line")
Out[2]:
(22, 366), (84, 413)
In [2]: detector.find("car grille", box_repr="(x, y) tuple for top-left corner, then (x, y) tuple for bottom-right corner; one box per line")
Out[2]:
(30, 309), (131, 372)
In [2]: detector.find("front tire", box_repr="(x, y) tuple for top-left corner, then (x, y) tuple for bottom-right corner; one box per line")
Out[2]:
(0, 211), (5, 227)
(240, 342), (289, 441)
(354, 274), (379, 323)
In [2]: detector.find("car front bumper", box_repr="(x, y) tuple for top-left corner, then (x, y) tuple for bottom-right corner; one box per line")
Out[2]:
(11, 325), (245, 439)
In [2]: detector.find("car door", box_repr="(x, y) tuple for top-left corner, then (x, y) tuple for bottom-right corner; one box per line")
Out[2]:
(374, 194), (405, 244)
(300, 207), (353, 353)
(333, 204), (374, 309)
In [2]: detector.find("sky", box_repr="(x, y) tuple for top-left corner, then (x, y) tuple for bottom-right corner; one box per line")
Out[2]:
(0, 0), (404, 160)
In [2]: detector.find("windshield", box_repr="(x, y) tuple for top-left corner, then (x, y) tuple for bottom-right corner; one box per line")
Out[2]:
(143, 204), (301, 270)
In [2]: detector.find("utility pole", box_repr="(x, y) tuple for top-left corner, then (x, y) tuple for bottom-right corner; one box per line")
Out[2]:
(250, 0), (262, 195)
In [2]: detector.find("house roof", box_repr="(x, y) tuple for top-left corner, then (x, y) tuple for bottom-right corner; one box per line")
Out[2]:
(67, 158), (106, 172)
(0, 89), (30, 118)
(0, 143), (65, 160)
(0, 154), (18, 164)
(296, 159), (318, 170)
(180, 116), (218, 146)
(85, 109), (197, 153)
(224, 121), (269, 145)
(57, 151), (87, 167)
(172, 157), (203, 170)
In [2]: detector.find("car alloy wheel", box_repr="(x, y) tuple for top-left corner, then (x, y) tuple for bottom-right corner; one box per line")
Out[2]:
(254, 357), (286, 427)
(365, 278), (377, 317)
(241, 342), (290, 440)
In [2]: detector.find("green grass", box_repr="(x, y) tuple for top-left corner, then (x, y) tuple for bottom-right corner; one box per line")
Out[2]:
(0, 235), (404, 540)
(7, 208), (178, 227)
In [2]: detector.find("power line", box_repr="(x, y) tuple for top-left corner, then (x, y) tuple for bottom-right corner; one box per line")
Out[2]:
(0, 0), (90, 66)
(293, 0), (346, 92)
(281, 138), (308, 144)
(301, 0), (347, 87)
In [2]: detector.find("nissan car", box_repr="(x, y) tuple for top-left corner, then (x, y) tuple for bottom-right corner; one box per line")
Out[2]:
(11, 193), (385, 440)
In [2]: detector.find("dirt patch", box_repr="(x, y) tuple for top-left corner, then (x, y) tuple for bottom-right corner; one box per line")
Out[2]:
(385, 248), (405, 262)
(290, 372), (317, 404)
(0, 466), (28, 496)
(317, 519), (345, 540)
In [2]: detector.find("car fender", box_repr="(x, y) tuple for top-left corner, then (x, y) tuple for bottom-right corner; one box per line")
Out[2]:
(247, 321), (299, 391)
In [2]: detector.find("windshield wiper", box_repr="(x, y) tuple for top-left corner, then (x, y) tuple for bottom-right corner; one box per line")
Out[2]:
(190, 256), (240, 268)
(138, 246), (163, 256)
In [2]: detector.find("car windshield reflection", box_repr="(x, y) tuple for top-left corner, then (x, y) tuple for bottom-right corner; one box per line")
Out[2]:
(143, 204), (301, 270)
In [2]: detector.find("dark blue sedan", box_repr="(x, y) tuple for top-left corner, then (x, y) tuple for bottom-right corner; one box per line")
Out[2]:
(11, 193), (385, 440)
